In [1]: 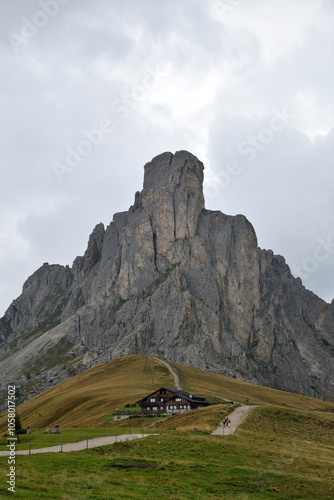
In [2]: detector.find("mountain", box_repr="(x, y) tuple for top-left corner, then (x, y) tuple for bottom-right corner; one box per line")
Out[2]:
(0, 151), (333, 404)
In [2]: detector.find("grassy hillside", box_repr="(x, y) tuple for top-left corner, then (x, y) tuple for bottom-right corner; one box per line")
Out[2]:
(1, 354), (333, 431)
(0, 355), (334, 498)
(0, 406), (333, 499)
(170, 360), (334, 411)
(0, 355), (174, 430)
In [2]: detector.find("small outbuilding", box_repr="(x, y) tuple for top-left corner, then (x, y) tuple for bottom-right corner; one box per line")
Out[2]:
(136, 387), (211, 415)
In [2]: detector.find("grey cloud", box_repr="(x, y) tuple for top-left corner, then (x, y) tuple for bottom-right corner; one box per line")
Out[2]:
(206, 114), (334, 302)
(0, 0), (333, 314)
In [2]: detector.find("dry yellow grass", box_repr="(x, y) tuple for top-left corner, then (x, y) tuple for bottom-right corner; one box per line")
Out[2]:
(151, 403), (237, 431)
(171, 360), (334, 411)
(1, 354), (333, 432)
(0, 355), (174, 430)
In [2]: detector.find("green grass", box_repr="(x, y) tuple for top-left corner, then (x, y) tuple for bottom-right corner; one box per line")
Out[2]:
(117, 406), (142, 412)
(0, 405), (333, 499)
(1, 355), (334, 497)
(99, 406), (143, 424)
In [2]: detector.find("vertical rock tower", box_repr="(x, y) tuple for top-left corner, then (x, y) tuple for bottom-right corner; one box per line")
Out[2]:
(0, 151), (333, 402)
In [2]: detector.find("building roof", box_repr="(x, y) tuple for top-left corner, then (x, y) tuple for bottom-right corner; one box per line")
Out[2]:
(136, 387), (211, 405)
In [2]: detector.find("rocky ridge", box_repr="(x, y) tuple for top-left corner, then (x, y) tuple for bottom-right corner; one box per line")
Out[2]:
(0, 151), (333, 404)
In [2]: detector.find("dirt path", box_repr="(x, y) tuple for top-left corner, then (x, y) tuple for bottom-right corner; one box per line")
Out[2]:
(154, 357), (181, 389)
(212, 405), (258, 436)
(0, 434), (154, 456)
(203, 392), (235, 404)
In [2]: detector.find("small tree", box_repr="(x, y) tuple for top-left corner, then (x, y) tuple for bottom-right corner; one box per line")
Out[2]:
(15, 413), (23, 434)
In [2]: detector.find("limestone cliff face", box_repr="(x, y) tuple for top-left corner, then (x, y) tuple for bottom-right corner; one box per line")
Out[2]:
(0, 151), (333, 402)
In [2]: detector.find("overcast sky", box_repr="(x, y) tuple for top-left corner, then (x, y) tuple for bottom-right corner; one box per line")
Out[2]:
(1, 0), (334, 316)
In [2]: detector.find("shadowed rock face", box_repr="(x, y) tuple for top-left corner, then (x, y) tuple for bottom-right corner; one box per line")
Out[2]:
(1, 150), (333, 402)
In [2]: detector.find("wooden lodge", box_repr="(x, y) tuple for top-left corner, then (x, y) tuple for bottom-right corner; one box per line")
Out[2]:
(136, 387), (211, 415)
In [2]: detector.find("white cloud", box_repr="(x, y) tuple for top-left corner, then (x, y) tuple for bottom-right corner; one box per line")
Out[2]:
(0, 0), (334, 314)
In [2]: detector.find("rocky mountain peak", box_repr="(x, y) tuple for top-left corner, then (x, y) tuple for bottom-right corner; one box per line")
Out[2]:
(137, 151), (205, 249)
(0, 150), (333, 404)
(142, 150), (204, 205)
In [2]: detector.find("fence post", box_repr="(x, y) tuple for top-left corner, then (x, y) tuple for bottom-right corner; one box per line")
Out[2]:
(61, 438), (63, 452)
(29, 438), (31, 455)
(86, 436), (89, 450)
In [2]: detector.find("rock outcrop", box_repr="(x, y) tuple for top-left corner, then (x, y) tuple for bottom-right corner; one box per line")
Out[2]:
(0, 151), (333, 403)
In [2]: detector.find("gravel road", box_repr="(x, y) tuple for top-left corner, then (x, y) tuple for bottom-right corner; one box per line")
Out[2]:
(212, 405), (258, 436)
(0, 433), (154, 456)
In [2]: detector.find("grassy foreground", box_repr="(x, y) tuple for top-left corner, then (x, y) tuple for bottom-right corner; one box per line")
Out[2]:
(0, 355), (333, 498)
(0, 405), (333, 499)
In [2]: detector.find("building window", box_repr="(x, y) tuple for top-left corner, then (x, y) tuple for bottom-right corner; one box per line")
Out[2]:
(147, 407), (150, 410)
(152, 407), (157, 410)
(175, 398), (181, 402)
(150, 398), (156, 402)
(160, 407), (164, 410)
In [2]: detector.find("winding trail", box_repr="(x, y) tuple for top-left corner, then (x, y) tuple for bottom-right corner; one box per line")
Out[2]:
(0, 434), (154, 456)
(153, 357), (258, 436)
(154, 357), (181, 389)
(0, 406), (259, 456)
(212, 405), (258, 436)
